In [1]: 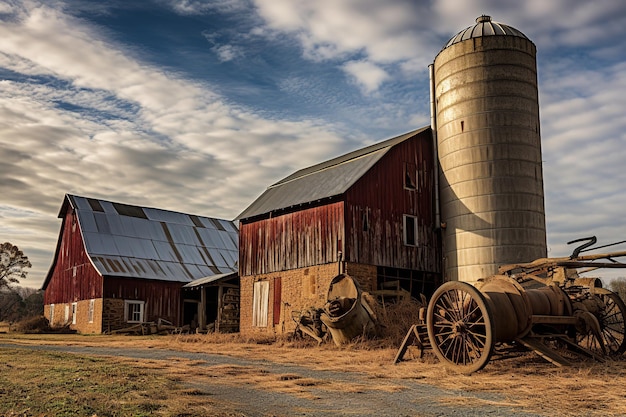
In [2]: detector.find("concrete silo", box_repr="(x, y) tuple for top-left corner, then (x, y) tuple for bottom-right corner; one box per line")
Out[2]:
(432, 15), (547, 283)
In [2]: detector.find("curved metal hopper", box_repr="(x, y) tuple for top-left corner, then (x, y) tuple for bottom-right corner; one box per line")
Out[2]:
(320, 274), (376, 346)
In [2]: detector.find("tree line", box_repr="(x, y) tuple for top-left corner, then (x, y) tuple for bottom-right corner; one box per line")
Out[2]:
(0, 242), (42, 323)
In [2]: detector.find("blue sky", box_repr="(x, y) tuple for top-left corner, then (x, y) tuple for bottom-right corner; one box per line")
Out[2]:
(1, 0), (626, 288)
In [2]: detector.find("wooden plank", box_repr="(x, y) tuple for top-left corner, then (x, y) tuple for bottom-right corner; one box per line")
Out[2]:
(515, 337), (571, 367)
(394, 324), (430, 364)
(273, 277), (282, 326)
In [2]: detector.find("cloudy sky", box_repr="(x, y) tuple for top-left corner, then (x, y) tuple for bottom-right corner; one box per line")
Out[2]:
(1, 0), (626, 289)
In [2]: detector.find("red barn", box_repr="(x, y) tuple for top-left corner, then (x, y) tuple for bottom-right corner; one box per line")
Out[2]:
(236, 128), (442, 336)
(43, 194), (239, 334)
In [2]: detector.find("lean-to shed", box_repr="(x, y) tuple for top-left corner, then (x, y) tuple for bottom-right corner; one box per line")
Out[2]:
(42, 194), (238, 334)
(236, 128), (442, 336)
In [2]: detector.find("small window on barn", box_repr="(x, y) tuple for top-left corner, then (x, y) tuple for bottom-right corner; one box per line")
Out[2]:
(403, 215), (418, 247)
(64, 304), (70, 324)
(71, 302), (78, 325)
(50, 304), (55, 325)
(404, 162), (417, 190)
(88, 299), (95, 323)
(252, 280), (269, 327)
(124, 300), (145, 323)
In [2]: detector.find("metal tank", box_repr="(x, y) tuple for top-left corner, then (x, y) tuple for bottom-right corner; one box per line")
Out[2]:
(432, 15), (547, 283)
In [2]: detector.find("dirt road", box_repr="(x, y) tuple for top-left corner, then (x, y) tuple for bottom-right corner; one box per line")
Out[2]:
(1, 341), (541, 416)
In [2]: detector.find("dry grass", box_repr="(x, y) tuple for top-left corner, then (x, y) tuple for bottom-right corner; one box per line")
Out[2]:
(2, 332), (626, 416)
(0, 347), (230, 416)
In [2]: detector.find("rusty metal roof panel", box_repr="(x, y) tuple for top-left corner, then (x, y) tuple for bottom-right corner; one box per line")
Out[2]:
(236, 127), (429, 221)
(65, 194), (238, 283)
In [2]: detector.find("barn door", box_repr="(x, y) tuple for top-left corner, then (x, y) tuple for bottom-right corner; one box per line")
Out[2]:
(273, 277), (282, 326)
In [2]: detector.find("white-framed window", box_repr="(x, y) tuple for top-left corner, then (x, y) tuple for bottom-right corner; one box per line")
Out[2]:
(403, 214), (419, 247)
(88, 299), (95, 323)
(71, 302), (78, 325)
(64, 305), (70, 324)
(124, 300), (145, 323)
(50, 304), (55, 324)
(252, 280), (269, 327)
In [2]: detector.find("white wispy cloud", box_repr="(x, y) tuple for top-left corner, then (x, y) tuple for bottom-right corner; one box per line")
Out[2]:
(253, 0), (439, 92)
(0, 1), (345, 286)
(341, 60), (390, 94)
(1, 0), (626, 288)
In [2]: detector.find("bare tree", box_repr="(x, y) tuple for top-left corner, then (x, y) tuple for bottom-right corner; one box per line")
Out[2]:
(609, 277), (626, 303)
(0, 286), (43, 321)
(0, 242), (32, 289)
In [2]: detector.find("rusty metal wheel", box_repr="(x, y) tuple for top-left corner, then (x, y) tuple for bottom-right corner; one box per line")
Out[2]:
(427, 281), (495, 373)
(577, 291), (626, 355)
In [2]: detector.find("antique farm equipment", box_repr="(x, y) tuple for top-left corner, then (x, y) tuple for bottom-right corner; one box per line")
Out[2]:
(425, 237), (626, 373)
(320, 274), (378, 346)
(291, 307), (326, 345)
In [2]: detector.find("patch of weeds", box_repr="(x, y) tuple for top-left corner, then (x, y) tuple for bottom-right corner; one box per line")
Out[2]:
(0, 348), (186, 416)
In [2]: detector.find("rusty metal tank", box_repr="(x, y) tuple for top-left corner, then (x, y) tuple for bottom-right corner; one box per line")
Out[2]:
(432, 15), (547, 283)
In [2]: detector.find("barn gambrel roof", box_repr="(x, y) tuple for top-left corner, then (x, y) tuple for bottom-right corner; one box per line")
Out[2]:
(44, 194), (238, 286)
(236, 126), (430, 221)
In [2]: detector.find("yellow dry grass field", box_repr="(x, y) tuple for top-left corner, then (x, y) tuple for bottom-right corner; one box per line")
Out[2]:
(2, 332), (626, 416)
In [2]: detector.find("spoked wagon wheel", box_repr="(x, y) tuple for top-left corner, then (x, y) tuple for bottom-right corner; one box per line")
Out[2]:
(427, 281), (495, 374)
(577, 291), (626, 355)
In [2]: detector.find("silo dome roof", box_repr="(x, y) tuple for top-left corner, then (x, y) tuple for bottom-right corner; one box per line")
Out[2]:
(442, 15), (529, 50)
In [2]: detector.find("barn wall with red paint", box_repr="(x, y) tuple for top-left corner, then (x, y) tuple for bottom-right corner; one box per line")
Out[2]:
(239, 202), (345, 276)
(103, 277), (183, 325)
(43, 208), (103, 305)
(345, 130), (442, 274)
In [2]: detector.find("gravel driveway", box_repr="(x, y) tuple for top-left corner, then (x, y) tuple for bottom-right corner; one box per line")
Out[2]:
(1, 342), (542, 417)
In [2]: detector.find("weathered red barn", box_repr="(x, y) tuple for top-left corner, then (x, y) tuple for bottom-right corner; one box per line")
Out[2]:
(43, 194), (239, 334)
(236, 127), (442, 336)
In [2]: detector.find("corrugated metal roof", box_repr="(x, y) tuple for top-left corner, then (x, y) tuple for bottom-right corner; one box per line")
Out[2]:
(65, 194), (238, 283)
(236, 127), (429, 221)
(183, 271), (238, 288)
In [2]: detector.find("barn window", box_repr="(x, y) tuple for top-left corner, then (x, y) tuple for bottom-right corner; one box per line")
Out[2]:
(124, 300), (145, 323)
(88, 299), (95, 323)
(71, 303), (78, 325)
(64, 305), (70, 324)
(404, 162), (417, 190)
(252, 280), (269, 327)
(403, 215), (418, 246)
(50, 304), (55, 325)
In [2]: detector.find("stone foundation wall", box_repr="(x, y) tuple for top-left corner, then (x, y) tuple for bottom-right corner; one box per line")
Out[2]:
(240, 262), (377, 337)
(102, 298), (126, 333)
(43, 298), (103, 334)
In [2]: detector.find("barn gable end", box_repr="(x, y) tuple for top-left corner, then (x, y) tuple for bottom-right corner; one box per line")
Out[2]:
(237, 128), (442, 337)
(43, 194), (238, 334)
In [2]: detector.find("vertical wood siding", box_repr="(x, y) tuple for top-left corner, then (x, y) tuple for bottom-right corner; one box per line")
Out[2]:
(44, 209), (103, 305)
(239, 202), (345, 276)
(345, 131), (442, 273)
(103, 277), (182, 325)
